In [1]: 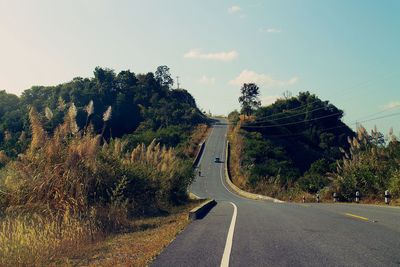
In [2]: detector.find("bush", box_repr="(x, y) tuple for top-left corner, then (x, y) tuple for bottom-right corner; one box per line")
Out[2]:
(0, 103), (195, 265)
(242, 131), (299, 188)
(389, 170), (400, 198)
(0, 211), (99, 266)
(331, 126), (399, 201)
(297, 159), (331, 193)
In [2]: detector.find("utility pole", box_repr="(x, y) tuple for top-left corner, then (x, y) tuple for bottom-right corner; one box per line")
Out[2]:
(176, 76), (180, 89)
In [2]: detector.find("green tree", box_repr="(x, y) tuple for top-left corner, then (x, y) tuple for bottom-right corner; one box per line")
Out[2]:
(228, 110), (240, 126)
(238, 83), (261, 116)
(155, 65), (174, 88)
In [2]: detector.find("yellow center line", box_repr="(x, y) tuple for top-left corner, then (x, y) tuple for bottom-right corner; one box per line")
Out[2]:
(344, 213), (369, 221)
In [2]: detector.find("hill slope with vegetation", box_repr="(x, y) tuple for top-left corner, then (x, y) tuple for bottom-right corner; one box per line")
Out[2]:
(0, 66), (209, 265)
(229, 91), (400, 203)
(0, 66), (207, 158)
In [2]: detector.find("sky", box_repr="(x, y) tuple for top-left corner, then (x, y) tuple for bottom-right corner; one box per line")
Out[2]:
(0, 0), (399, 134)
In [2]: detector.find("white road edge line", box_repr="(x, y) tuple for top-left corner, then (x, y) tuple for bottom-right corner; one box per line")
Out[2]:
(220, 202), (237, 267)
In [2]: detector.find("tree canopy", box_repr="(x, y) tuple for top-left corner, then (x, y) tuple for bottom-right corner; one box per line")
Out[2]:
(0, 66), (208, 157)
(232, 92), (355, 195)
(238, 83), (261, 116)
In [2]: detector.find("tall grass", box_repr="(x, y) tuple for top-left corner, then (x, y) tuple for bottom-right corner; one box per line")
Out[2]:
(330, 126), (400, 201)
(182, 124), (209, 158)
(0, 211), (99, 266)
(0, 101), (194, 266)
(228, 121), (248, 189)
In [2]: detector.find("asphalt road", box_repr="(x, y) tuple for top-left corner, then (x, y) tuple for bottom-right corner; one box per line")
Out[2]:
(152, 119), (400, 267)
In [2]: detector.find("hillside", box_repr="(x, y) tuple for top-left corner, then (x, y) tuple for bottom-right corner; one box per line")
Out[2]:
(229, 92), (354, 197)
(0, 66), (210, 265)
(229, 91), (400, 202)
(0, 66), (208, 158)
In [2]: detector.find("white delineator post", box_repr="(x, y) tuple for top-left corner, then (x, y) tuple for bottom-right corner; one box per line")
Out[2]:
(385, 190), (390, 205)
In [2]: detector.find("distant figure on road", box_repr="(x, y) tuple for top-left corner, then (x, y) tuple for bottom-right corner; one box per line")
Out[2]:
(316, 193), (320, 203)
(198, 170), (201, 177)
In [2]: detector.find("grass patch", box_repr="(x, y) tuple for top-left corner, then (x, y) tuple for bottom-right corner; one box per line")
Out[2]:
(0, 210), (102, 266)
(51, 201), (201, 266)
(0, 103), (199, 266)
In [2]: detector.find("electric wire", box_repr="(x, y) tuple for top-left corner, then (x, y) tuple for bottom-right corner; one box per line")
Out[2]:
(250, 71), (398, 122)
(239, 111), (400, 138)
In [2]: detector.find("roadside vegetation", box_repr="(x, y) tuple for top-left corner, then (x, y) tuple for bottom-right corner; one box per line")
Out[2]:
(229, 86), (400, 204)
(0, 65), (207, 158)
(0, 66), (209, 266)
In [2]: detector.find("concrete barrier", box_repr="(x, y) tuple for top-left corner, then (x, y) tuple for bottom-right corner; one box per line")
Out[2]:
(192, 142), (205, 168)
(224, 141), (284, 203)
(188, 199), (217, 220)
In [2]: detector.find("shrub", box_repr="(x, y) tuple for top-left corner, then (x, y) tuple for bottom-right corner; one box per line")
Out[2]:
(0, 102), (195, 264)
(331, 126), (399, 201)
(389, 170), (400, 198)
(297, 159), (332, 193)
(0, 210), (99, 266)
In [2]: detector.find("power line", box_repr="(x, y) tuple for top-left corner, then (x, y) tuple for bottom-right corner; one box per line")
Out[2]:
(251, 71), (399, 122)
(356, 111), (400, 125)
(240, 111), (400, 138)
(250, 104), (336, 125)
(251, 102), (400, 126)
(242, 112), (343, 129)
(353, 104), (400, 122)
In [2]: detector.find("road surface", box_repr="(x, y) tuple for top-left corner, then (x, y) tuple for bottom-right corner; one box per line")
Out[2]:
(152, 119), (400, 267)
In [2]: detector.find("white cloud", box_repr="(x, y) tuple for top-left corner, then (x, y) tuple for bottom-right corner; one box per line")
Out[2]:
(184, 49), (238, 61)
(261, 95), (281, 106)
(199, 75), (216, 85)
(260, 27), (282, 33)
(228, 5), (241, 14)
(384, 101), (400, 110)
(229, 70), (299, 87)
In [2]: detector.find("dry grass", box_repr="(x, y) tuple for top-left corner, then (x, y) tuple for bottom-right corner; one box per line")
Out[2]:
(0, 102), (198, 266)
(330, 125), (400, 202)
(227, 122), (248, 189)
(227, 119), (400, 204)
(0, 151), (9, 166)
(249, 180), (309, 201)
(52, 202), (200, 267)
(0, 210), (101, 266)
(227, 120), (310, 202)
(0, 202), (201, 267)
(183, 124), (210, 158)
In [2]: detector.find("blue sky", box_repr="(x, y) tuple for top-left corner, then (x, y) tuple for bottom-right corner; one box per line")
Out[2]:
(0, 0), (399, 133)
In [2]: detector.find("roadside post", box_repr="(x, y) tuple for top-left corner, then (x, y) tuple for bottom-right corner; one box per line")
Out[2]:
(355, 191), (360, 203)
(385, 190), (390, 205)
(333, 192), (338, 202)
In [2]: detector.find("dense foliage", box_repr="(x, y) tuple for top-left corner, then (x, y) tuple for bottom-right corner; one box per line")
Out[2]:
(0, 66), (207, 158)
(230, 91), (399, 202)
(0, 104), (198, 265)
(0, 66), (209, 264)
(229, 92), (354, 197)
(331, 126), (400, 201)
(238, 83), (261, 116)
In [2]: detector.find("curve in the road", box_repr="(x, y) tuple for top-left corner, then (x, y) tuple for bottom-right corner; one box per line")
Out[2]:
(153, 118), (400, 267)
